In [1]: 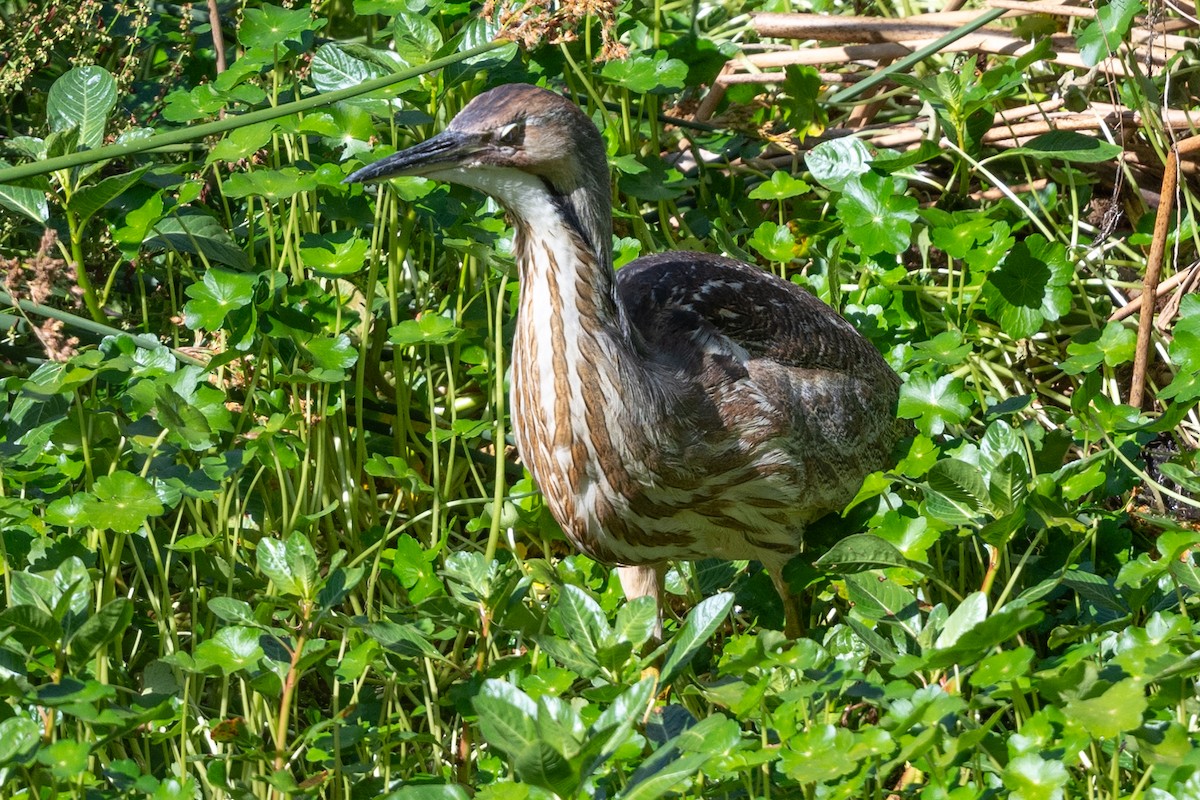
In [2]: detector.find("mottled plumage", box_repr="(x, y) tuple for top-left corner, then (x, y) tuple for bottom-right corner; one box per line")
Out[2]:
(345, 84), (901, 637)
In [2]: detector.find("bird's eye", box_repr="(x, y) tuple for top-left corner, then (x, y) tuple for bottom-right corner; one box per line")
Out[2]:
(495, 122), (524, 146)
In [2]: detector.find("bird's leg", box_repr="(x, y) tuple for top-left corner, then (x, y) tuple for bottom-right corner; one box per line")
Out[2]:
(768, 563), (806, 640)
(618, 563), (668, 641)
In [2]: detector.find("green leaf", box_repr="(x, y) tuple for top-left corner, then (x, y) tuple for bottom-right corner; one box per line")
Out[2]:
(1060, 321), (1137, 374)
(970, 645), (1034, 687)
(0, 172), (49, 223)
(924, 458), (989, 524)
(207, 120), (279, 163)
(47, 66), (117, 149)
(392, 10), (443, 65)
(311, 43), (391, 94)
(602, 51), (687, 93)
(388, 787), (471, 800)
(208, 597), (257, 624)
(935, 592), (988, 648)
(147, 214), (250, 270)
(67, 598), (133, 668)
(1006, 131), (1123, 164)
(305, 334), (359, 373)
(68, 166), (150, 228)
(844, 572), (917, 621)
(1002, 753), (1069, 800)
(223, 167), (319, 200)
(89, 471), (164, 533)
(474, 680), (539, 758)
(45, 492), (101, 528)
(898, 373), (973, 437)
(1076, 0), (1144, 66)
(389, 314), (463, 345)
(806, 138), (872, 191)
(660, 592), (733, 685)
(299, 232), (370, 276)
(1064, 678), (1147, 738)
(552, 585), (611, 658)
(0, 604), (63, 646)
(183, 268), (259, 330)
(837, 172), (919, 255)
(257, 533), (318, 598)
(36, 739), (90, 779)
(748, 171), (810, 201)
(239, 4), (323, 49)
(985, 234), (1072, 338)
(913, 604), (1044, 672)
(748, 221), (797, 263)
(814, 533), (913, 572)
(193, 626), (264, 675)
(0, 718), (40, 766)
(614, 596), (658, 647)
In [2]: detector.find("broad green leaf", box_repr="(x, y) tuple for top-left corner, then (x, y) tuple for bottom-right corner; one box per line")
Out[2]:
(67, 598), (133, 668)
(1006, 131), (1123, 163)
(193, 626), (264, 674)
(1003, 753), (1069, 800)
(311, 43), (391, 93)
(898, 373), (973, 437)
(223, 167), (318, 200)
(474, 680), (539, 756)
(924, 458), (990, 524)
(0, 718), (39, 766)
(299, 232), (370, 275)
(0, 605), (62, 646)
(392, 10), (443, 65)
(913, 604), (1044, 672)
(89, 471), (164, 533)
(68, 166), (150, 228)
(602, 51), (687, 93)
(257, 533), (317, 598)
(365, 619), (446, 661)
(208, 597), (257, 624)
(660, 592), (733, 685)
(45, 492), (101, 528)
(1060, 321), (1136, 374)
(552, 584), (610, 658)
(239, 4), (323, 49)
(985, 234), (1072, 338)
(389, 314), (463, 345)
(779, 724), (893, 784)
(614, 596), (658, 647)
(0, 170), (49, 224)
(970, 645), (1034, 687)
(935, 591), (987, 649)
(391, 534), (441, 602)
(844, 572), (917, 621)
(1076, 0), (1144, 66)
(305, 334), (359, 372)
(1065, 681), (1147, 743)
(36, 739), (89, 780)
(748, 221), (797, 263)
(208, 120), (280, 163)
(748, 171), (810, 200)
(147, 214), (250, 270)
(387, 787), (471, 800)
(183, 268), (258, 330)
(806, 138), (872, 191)
(837, 172), (919, 255)
(47, 65), (117, 149)
(814, 533), (913, 572)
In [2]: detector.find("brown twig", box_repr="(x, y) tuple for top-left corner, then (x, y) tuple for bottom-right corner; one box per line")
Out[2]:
(1130, 135), (1200, 409)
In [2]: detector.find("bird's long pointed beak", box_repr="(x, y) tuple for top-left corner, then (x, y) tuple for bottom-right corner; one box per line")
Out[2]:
(342, 129), (475, 185)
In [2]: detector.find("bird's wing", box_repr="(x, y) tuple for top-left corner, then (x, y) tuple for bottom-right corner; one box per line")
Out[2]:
(614, 251), (890, 377)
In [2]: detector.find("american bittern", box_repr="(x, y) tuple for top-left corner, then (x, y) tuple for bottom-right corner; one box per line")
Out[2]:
(346, 84), (901, 638)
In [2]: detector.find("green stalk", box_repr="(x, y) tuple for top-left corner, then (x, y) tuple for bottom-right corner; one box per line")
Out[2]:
(0, 288), (207, 365)
(0, 41), (505, 184)
(827, 8), (1007, 104)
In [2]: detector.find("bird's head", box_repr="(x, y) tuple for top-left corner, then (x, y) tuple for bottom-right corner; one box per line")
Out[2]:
(343, 83), (607, 205)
